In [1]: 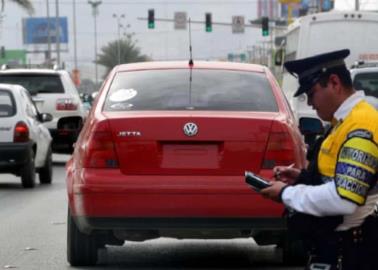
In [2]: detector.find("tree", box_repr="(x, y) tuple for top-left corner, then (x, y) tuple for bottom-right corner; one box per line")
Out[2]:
(2, 0), (34, 14)
(96, 38), (149, 76)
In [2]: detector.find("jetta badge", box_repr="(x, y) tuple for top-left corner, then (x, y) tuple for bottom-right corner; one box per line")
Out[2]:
(183, 122), (198, 137)
(118, 131), (141, 137)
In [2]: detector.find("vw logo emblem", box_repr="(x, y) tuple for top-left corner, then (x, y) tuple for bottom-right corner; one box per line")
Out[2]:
(183, 122), (198, 137)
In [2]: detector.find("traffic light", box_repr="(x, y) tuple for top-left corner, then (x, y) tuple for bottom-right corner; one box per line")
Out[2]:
(148, 9), (155, 29)
(205, 13), (212, 32)
(261, 17), (269, 36)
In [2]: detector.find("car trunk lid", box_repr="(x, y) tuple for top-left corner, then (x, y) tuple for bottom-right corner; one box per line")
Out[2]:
(106, 112), (277, 175)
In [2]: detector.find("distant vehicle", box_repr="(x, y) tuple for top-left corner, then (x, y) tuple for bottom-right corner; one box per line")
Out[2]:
(79, 93), (93, 114)
(0, 84), (53, 188)
(0, 68), (87, 153)
(276, 11), (378, 141)
(350, 61), (378, 109)
(66, 61), (307, 266)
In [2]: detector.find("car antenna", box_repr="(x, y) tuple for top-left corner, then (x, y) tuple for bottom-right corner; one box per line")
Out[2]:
(188, 17), (193, 66)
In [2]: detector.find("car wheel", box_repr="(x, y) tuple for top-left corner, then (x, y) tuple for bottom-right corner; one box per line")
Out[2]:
(39, 146), (53, 184)
(67, 209), (98, 266)
(21, 148), (36, 188)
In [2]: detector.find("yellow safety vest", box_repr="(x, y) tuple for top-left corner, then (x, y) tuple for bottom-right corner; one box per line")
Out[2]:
(318, 101), (378, 205)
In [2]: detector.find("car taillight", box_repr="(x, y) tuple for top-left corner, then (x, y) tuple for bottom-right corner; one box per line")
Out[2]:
(56, 98), (78, 110)
(83, 120), (119, 168)
(262, 122), (295, 169)
(14, 121), (29, 143)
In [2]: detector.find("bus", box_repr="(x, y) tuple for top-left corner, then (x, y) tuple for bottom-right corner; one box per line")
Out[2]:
(278, 11), (378, 141)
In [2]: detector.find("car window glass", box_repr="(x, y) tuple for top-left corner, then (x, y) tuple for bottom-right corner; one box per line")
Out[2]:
(0, 90), (15, 117)
(23, 91), (39, 118)
(0, 74), (64, 95)
(104, 69), (278, 112)
(353, 72), (378, 97)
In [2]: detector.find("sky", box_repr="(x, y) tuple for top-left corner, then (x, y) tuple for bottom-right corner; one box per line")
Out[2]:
(0, 0), (264, 80)
(335, 0), (378, 10)
(0, 0), (376, 81)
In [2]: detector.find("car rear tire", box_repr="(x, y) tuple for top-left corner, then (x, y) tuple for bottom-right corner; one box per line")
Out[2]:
(39, 146), (53, 184)
(67, 209), (98, 266)
(21, 149), (36, 188)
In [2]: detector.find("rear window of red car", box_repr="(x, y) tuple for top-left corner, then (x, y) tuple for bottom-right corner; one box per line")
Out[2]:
(104, 69), (278, 112)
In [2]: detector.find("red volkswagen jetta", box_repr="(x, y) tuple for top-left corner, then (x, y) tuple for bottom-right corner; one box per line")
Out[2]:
(66, 61), (306, 266)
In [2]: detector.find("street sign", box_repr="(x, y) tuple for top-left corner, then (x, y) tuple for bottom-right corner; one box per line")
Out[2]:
(232, 16), (245, 33)
(0, 49), (26, 65)
(174, 12), (187, 30)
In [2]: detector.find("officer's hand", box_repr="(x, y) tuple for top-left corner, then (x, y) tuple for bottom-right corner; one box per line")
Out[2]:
(260, 181), (287, 202)
(273, 165), (300, 185)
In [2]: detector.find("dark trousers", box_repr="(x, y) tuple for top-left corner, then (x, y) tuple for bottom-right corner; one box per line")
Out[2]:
(305, 216), (378, 270)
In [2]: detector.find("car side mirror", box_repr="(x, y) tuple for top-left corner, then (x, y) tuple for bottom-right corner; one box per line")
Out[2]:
(299, 117), (324, 135)
(39, 113), (53, 123)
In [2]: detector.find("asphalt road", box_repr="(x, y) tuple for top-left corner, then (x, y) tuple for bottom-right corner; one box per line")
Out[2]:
(0, 154), (303, 270)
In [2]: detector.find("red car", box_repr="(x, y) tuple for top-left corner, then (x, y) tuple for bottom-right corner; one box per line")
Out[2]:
(66, 61), (306, 266)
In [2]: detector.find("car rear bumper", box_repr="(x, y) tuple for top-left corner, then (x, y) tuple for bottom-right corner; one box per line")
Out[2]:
(68, 169), (284, 223)
(0, 141), (32, 172)
(73, 216), (286, 234)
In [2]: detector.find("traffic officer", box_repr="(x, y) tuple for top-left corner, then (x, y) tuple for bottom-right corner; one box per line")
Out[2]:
(260, 49), (378, 270)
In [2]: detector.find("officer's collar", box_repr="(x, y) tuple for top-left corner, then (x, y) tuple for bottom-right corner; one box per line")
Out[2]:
(333, 91), (365, 122)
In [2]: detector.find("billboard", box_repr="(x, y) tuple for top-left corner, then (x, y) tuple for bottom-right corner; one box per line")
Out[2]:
(22, 17), (68, 45)
(281, 0), (334, 18)
(0, 49), (27, 66)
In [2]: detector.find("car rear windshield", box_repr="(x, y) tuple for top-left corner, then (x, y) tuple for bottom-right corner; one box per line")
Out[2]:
(353, 72), (378, 97)
(0, 90), (15, 117)
(0, 74), (64, 95)
(104, 69), (278, 112)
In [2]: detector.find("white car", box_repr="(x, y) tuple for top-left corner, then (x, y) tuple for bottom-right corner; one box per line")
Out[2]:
(0, 84), (53, 188)
(350, 63), (378, 109)
(0, 68), (87, 153)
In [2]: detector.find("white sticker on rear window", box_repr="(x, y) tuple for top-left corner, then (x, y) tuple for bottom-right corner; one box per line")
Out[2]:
(109, 88), (137, 102)
(110, 103), (133, 110)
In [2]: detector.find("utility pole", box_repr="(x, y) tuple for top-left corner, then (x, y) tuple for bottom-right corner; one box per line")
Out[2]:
(46, 0), (51, 65)
(113, 13), (125, 65)
(88, 0), (102, 85)
(356, 0), (360, 11)
(308, 0), (318, 14)
(319, 0), (323, 11)
(73, 0), (78, 70)
(55, 0), (60, 66)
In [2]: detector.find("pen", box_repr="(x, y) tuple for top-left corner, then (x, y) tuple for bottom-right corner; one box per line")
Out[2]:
(274, 163), (295, 178)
